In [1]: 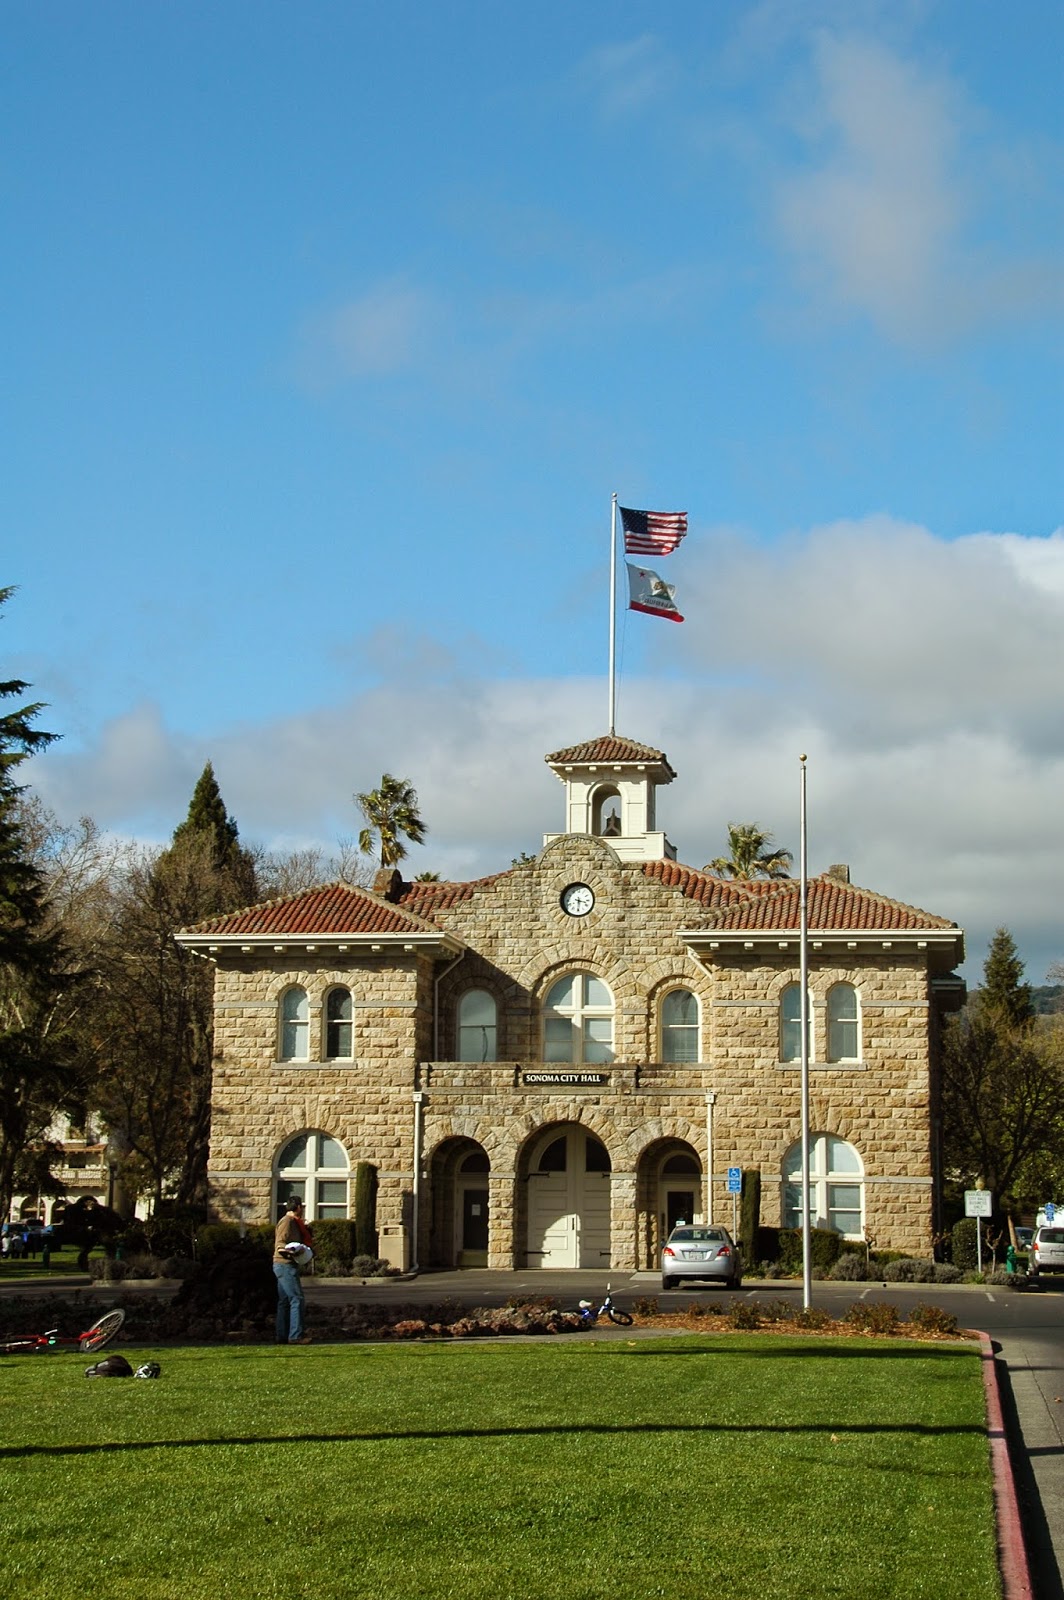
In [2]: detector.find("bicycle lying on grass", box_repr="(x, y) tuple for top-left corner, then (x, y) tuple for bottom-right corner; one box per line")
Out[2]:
(574, 1286), (633, 1327)
(0, 1307), (125, 1356)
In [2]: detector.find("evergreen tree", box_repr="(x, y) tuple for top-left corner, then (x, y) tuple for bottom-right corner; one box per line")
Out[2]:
(940, 932), (1063, 1206)
(93, 765), (259, 1213)
(0, 588), (83, 1221)
(978, 927), (1034, 1029)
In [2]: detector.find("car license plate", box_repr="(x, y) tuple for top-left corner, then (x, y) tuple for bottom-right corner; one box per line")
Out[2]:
(681, 1249), (707, 1259)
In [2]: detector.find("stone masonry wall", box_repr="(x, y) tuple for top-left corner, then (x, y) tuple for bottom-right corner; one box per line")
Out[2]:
(205, 833), (941, 1260)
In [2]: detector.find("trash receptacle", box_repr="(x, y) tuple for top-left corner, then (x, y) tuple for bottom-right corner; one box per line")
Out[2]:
(378, 1225), (409, 1273)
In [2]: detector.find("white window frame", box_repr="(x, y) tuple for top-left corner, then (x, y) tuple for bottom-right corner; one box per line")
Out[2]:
(660, 987), (700, 1063)
(325, 986), (354, 1061)
(780, 983), (813, 1062)
(274, 1130), (350, 1221)
(542, 973), (615, 1064)
(782, 1133), (864, 1238)
(457, 988), (498, 1062)
(826, 983), (860, 1063)
(280, 986), (310, 1061)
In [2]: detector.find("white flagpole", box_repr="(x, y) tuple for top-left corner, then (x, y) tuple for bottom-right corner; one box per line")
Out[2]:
(608, 493), (618, 735)
(799, 754), (812, 1309)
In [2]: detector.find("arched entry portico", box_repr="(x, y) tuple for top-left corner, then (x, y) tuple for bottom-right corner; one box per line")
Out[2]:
(521, 1122), (612, 1269)
(636, 1138), (703, 1268)
(428, 1137), (491, 1268)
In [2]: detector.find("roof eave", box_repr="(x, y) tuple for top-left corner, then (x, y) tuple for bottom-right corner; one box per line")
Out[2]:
(174, 931), (465, 959)
(681, 926), (964, 957)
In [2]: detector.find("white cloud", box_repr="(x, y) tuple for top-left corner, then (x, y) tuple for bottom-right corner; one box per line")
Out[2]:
(293, 279), (440, 387)
(23, 522), (1064, 985)
(774, 33), (1064, 340)
(578, 35), (677, 121)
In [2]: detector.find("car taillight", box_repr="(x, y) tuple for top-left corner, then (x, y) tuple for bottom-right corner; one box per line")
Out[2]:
(663, 1246), (675, 1258)
(716, 1245), (731, 1258)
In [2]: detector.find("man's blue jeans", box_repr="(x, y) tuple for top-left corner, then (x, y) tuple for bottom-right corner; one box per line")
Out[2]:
(274, 1261), (305, 1342)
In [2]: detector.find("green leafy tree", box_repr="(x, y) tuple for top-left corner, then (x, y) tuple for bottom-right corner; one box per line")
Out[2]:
(0, 588), (85, 1222)
(171, 762), (258, 906)
(941, 931), (1064, 1207)
(355, 774), (427, 868)
(705, 823), (792, 880)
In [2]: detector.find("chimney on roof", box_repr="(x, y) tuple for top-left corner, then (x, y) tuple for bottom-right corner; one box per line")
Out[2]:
(825, 864), (850, 884)
(373, 868), (404, 902)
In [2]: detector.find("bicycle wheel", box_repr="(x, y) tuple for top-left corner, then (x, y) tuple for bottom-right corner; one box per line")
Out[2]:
(79, 1308), (125, 1353)
(607, 1307), (634, 1326)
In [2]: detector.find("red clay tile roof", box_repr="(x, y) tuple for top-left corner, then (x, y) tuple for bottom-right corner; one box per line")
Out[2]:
(180, 882), (450, 939)
(398, 873), (509, 915)
(545, 734), (676, 777)
(641, 859), (767, 909)
(697, 875), (959, 933)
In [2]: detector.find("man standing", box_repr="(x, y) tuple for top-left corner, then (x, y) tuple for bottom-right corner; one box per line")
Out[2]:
(273, 1196), (313, 1344)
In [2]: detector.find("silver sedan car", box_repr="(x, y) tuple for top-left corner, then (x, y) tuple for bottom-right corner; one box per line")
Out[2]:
(661, 1224), (743, 1290)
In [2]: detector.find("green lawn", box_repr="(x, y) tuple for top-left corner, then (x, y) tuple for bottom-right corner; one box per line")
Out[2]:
(0, 1334), (1000, 1600)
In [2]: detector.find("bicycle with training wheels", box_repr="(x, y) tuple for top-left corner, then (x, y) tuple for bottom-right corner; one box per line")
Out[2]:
(0, 1307), (125, 1356)
(574, 1285), (633, 1327)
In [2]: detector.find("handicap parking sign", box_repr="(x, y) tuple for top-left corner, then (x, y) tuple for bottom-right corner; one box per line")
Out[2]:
(726, 1167), (742, 1194)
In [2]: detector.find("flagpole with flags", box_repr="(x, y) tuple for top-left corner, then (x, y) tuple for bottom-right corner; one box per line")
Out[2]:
(799, 753), (812, 1310)
(609, 493), (618, 735)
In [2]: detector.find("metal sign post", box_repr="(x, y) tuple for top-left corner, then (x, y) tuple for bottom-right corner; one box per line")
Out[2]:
(727, 1167), (742, 1237)
(965, 1189), (993, 1275)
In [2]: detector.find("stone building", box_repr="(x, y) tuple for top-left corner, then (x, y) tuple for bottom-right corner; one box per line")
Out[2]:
(176, 734), (965, 1268)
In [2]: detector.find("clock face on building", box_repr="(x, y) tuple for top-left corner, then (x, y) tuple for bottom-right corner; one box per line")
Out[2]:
(560, 883), (595, 917)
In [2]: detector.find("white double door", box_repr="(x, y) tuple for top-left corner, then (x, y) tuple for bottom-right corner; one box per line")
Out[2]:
(527, 1127), (611, 1269)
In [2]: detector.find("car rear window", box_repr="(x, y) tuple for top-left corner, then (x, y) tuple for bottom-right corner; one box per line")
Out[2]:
(669, 1228), (724, 1243)
(1039, 1230), (1064, 1244)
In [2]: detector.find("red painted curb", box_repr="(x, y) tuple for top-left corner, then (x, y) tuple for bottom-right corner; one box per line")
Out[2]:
(980, 1331), (1034, 1598)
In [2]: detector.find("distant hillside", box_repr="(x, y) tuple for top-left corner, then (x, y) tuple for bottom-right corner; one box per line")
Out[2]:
(1032, 985), (1064, 1016)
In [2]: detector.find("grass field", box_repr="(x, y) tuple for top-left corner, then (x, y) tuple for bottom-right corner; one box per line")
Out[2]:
(0, 1333), (1000, 1600)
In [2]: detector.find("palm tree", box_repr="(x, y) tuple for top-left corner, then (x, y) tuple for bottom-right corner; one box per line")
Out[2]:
(705, 822), (792, 880)
(355, 774), (428, 867)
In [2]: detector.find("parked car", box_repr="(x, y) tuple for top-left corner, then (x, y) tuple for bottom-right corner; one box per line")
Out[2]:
(1015, 1227), (1034, 1252)
(1029, 1226), (1064, 1277)
(661, 1224), (742, 1291)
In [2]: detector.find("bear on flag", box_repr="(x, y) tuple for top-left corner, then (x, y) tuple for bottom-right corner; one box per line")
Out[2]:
(626, 562), (683, 624)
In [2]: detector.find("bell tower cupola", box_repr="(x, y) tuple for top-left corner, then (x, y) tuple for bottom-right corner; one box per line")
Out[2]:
(543, 734), (677, 862)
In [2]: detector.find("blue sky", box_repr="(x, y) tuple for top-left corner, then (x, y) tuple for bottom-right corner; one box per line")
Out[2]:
(3, 1), (1062, 982)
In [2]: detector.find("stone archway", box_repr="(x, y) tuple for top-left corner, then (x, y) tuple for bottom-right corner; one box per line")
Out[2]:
(520, 1121), (612, 1269)
(636, 1138), (703, 1269)
(428, 1137), (491, 1268)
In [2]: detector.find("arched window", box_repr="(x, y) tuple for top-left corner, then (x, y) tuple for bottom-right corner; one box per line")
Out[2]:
(782, 1134), (864, 1237)
(827, 983), (860, 1062)
(661, 988), (699, 1063)
(325, 987), (354, 1060)
(280, 987), (309, 1061)
(780, 983), (813, 1062)
(543, 974), (614, 1064)
(458, 989), (497, 1062)
(275, 1130), (350, 1221)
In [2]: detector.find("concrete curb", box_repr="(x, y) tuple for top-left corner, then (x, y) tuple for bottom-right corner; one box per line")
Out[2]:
(980, 1331), (1034, 1599)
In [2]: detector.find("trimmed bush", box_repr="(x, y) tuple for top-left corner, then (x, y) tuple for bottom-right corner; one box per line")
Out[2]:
(950, 1217), (981, 1271)
(777, 1227), (843, 1275)
(829, 1253), (870, 1281)
(792, 1305), (831, 1330)
(932, 1263), (963, 1284)
(907, 1303), (959, 1336)
(881, 1258), (937, 1283)
(728, 1301), (762, 1330)
(353, 1163), (379, 1258)
(313, 1218), (356, 1268)
(739, 1169), (761, 1268)
(845, 1300), (900, 1334)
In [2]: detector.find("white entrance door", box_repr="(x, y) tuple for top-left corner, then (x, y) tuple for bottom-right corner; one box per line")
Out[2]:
(527, 1128), (611, 1268)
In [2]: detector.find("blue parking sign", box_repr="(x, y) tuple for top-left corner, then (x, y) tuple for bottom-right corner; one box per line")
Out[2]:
(1047, 1202), (1056, 1222)
(726, 1166), (742, 1194)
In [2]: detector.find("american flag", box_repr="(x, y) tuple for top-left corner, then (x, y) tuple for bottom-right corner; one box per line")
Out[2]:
(619, 505), (688, 556)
